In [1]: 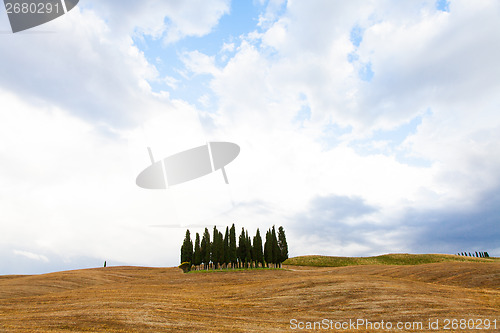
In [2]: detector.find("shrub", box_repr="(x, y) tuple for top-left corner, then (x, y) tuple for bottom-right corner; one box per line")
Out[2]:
(178, 262), (191, 273)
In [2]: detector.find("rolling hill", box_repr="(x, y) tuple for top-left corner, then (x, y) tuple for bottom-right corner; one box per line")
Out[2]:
(284, 253), (499, 267)
(0, 254), (498, 332)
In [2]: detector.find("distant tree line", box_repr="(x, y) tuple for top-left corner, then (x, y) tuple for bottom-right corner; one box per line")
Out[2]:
(456, 251), (490, 258)
(180, 224), (288, 271)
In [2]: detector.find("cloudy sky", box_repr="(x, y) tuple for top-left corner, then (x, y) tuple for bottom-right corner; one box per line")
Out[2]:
(1, 0), (499, 274)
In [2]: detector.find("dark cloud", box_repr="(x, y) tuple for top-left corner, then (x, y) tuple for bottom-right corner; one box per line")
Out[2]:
(292, 194), (383, 249)
(403, 189), (500, 256)
(307, 195), (377, 222)
(292, 191), (500, 257)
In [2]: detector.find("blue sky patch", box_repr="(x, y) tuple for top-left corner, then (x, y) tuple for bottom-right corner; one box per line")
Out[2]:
(347, 51), (359, 63)
(359, 62), (374, 82)
(436, 0), (450, 12)
(350, 25), (364, 47)
(349, 113), (432, 167)
(132, 0), (265, 109)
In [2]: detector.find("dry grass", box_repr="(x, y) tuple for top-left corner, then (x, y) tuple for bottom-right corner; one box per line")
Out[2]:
(0, 261), (499, 332)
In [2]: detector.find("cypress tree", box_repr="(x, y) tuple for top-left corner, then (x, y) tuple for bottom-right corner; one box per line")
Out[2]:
(277, 226), (288, 268)
(200, 228), (211, 269)
(245, 230), (252, 268)
(229, 224), (237, 268)
(193, 233), (201, 270)
(212, 226), (220, 269)
(218, 230), (224, 269)
(180, 229), (193, 264)
(224, 226), (230, 268)
(238, 228), (246, 268)
(271, 226), (278, 267)
(264, 229), (272, 267)
(253, 228), (264, 268)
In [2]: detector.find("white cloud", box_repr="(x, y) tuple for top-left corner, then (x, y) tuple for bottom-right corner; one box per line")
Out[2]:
(257, 0), (287, 29)
(0, 88), (206, 270)
(2, 1), (500, 275)
(201, 0), (500, 255)
(0, 7), (165, 128)
(13, 250), (49, 262)
(81, 0), (230, 43)
(221, 42), (235, 53)
(181, 50), (220, 76)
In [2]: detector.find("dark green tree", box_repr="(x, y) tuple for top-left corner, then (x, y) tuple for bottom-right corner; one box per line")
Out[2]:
(229, 224), (237, 268)
(212, 226), (220, 269)
(245, 230), (252, 268)
(271, 226), (278, 267)
(180, 229), (193, 264)
(277, 226), (288, 267)
(253, 228), (264, 268)
(217, 230), (224, 269)
(193, 232), (201, 270)
(238, 227), (247, 268)
(200, 228), (211, 269)
(264, 229), (272, 267)
(224, 226), (230, 268)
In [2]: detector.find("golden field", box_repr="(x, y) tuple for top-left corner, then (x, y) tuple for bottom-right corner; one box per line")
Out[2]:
(0, 255), (498, 332)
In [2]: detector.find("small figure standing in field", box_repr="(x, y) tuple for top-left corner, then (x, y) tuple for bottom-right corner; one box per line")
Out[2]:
(104, 261), (106, 268)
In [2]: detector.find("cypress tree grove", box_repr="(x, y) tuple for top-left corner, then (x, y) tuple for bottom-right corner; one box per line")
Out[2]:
(180, 224), (291, 271)
(277, 226), (288, 268)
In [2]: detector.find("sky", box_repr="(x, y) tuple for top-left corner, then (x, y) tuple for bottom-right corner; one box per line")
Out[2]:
(1, 0), (499, 275)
